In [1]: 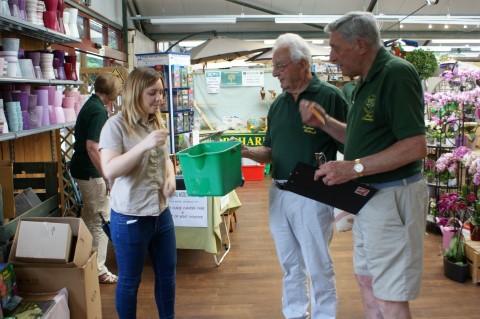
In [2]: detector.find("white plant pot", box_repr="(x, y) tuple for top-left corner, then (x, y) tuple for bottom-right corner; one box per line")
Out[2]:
(65, 8), (79, 38)
(442, 138), (456, 148)
(63, 11), (70, 36)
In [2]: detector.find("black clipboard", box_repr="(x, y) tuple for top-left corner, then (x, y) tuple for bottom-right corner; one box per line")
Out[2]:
(284, 162), (378, 214)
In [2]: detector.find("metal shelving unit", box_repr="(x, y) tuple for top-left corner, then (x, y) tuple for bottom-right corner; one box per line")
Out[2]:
(0, 122), (76, 142)
(0, 77), (83, 85)
(0, 13), (81, 44)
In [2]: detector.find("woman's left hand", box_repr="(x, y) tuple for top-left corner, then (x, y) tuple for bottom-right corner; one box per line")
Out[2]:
(163, 177), (176, 198)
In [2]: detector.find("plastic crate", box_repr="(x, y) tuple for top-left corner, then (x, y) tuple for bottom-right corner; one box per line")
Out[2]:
(176, 141), (242, 196)
(242, 164), (265, 181)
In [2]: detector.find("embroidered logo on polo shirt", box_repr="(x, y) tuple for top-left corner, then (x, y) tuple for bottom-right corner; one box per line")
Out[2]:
(303, 125), (317, 135)
(362, 95), (376, 122)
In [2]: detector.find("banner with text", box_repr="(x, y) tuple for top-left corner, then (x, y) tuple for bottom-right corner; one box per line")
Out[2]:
(220, 70), (265, 87)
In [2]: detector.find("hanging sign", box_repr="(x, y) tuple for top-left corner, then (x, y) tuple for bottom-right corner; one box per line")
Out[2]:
(242, 70), (264, 86)
(221, 71), (242, 86)
(219, 70), (264, 87)
(205, 71), (221, 93)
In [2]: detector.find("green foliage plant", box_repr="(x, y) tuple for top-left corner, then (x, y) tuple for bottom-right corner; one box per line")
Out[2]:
(405, 49), (438, 80)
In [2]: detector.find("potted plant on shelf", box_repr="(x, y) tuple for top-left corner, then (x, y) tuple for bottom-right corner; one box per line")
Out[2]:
(423, 158), (436, 183)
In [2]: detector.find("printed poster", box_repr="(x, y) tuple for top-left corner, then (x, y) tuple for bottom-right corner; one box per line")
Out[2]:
(242, 70), (264, 86)
(205, 71), (221, 93)
(221, 71), (242, 86)
(170, 190), (208, 227)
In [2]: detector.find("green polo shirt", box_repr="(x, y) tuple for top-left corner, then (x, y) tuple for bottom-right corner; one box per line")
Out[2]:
(344, 47), (425, 183)
(264, 74), (348, 180)
(71, 94), (108, 180)
(341, 80), (356, 109)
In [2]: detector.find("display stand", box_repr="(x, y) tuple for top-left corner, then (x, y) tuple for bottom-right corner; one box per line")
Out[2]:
(173, 191), (241, 266)
(135, 52), (194, 153)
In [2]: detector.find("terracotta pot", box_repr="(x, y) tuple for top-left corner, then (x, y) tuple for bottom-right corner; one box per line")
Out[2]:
(471, 225), (480, 241)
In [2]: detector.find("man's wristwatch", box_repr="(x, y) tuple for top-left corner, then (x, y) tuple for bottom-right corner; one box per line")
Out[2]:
(353, 159), (364, 177)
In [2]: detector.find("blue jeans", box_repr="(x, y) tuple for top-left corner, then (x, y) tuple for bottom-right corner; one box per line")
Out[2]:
(110, 208), (177, 319)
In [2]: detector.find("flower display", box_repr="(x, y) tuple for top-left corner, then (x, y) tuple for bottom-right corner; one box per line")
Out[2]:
(435, 146), (470, 176)
(461, 150), (480, 185)
(437, 192), (468, 217)
(440, 67), (480, 84)
(436, 192), (470, 263)
(424, 88), (480, 121)
(424, 158), (435, 172)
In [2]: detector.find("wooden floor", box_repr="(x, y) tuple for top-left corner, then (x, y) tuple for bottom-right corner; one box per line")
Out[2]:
(100, 175), (480, 319)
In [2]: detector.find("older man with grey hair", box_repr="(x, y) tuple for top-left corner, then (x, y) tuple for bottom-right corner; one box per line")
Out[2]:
(242, 33), (348, 318)
(300, 12), (428, 319)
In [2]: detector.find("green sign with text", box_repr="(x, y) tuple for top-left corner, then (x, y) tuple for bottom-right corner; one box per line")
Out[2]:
(221, 71), (242, 86)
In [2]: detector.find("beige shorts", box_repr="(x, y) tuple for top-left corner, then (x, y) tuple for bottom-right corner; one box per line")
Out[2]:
(353, 178), (428, 301)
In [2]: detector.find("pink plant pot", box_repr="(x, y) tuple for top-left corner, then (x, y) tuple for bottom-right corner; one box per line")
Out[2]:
(53, 90), (63, 108)
(63, 107), (75, 122)
(36, 85), (56, 106)
(53, 105), (65, 123)
(35, 105), (43, 126)
(62, 96), (75, 108)
(33, 89), (48, 107)
(28, 93), (37, 112)
(42, 105), (50, 126)
(48, 105), (56, 124)
(64, 89), (80, 102)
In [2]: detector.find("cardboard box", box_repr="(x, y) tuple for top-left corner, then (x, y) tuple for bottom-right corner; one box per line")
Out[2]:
(15, 221), (73, 263)
(9, 217), (93, 268)
(14, 252), (102, 319)
(14, 187), (42, 217)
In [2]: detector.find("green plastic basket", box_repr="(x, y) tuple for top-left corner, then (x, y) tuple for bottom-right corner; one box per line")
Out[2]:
(176, 141), (242, 196)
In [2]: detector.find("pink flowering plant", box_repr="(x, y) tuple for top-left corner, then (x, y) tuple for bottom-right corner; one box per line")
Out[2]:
(423, 158), (436, 177)
(436, 192), (469, 264)
(437, 193), (468, 222)
(461, 150), (480, 185)
(441, 67), (480, 84)
(435, 146), (471, 180)
(425, 89), (480, 122)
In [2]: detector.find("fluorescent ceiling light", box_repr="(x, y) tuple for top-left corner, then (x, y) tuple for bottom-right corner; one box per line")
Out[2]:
(179, 41), (205, 47)
(275, 17), (331, 24)
(132, 14), (480, 26)
(150, 16), (236, 24)
(432, 39), (480, 44)
(417, 46), (480, 52)
(312, 40), (324, 44)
